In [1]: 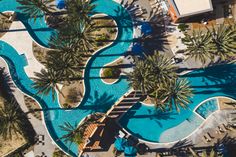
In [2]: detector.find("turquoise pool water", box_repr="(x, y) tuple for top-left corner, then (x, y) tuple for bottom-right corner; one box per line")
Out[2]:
(195, 98), (218, 119)
(0, 0), (133, 156)
(120, 64), (236, 142)
(1, 0), (236, 155)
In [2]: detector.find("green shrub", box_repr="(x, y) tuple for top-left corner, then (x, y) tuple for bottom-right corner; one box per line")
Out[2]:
(178, 23), (189, 32)
(62, 103), (71, 108)
(96, 33), (109, 41)
(53, 148), (69, 157)
(108, 28), (117, 34)
(103, 67), (120, 78)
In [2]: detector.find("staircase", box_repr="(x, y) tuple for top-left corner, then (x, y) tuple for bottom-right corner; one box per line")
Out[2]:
(106, 90), (143, 119)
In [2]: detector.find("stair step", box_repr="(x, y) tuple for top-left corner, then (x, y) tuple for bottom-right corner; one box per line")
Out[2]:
(121, 99), (140, 103)
(125, 94), (142, 98)
(112, 108), (129, 111)
(123, 97), (141, 101)
(114, 105), (131, 109)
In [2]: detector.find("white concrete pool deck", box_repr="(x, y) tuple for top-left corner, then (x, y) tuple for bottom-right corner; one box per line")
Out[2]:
(1, 20), (44, 78)
(141, 109), (236, 150)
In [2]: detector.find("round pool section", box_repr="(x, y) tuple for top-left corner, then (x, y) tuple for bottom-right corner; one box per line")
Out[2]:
(195, 98), (219, 119)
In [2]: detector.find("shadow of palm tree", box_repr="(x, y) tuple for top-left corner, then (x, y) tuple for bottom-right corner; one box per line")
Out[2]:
(215, 134), (236, 157)
(120, 103), (177, 128)
(137, 32), (169, 55)
(182, 64), (236, 97)
(81, 90), (116, 113)
(171, 139), (194, 149)
(0, 67), (15, 99)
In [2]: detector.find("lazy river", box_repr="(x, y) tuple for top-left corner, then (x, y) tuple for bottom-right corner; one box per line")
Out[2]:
(0, 0), (236, 156)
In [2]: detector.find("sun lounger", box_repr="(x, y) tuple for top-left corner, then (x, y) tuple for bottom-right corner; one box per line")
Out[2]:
(224, 123), (235, 131)
(202, 135), (211, 143)
(206, 132), (214, 140)
(119, 130), (126, 138)
(222, 124), (229, 131)
(218, 126), (225, 133)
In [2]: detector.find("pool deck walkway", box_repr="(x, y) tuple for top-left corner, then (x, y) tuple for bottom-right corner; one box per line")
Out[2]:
(0, 58), (56, 157)
(0, 19), (45, 78)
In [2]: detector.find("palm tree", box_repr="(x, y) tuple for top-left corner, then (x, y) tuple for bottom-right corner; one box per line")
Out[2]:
(49, 34), (83, 64)
(32, 68), (64, 101)
(46, 52), (82, 82)
(66, 0), (95, 23)
(0, 99), (23, 140)
(59, 20), (97, 53)
(17, 0), (55, 20)
(190, 149), (222, 157)
(182, 30), (213, 64)
(59, 122), (84, 149)
(146, 52), (177, 86)
(127, 52), (177, 94)
(152, 79), (194, 112)
(127, 59), (151, 94)
(209, 24), (236, 61)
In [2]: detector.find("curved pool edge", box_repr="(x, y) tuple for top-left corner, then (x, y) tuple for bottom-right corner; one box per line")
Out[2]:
(0, 0), (135, 156)
(118, 95), (236, 146)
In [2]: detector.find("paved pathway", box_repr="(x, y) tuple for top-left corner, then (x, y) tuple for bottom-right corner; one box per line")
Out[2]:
(0, 58), (55, 157)
(0, 20), (44, 77)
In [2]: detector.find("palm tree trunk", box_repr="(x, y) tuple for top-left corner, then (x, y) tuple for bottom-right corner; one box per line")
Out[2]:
(56, 85), (65, 98)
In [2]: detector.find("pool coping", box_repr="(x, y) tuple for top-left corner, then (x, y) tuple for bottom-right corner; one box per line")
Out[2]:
(193, 97), (220, 120)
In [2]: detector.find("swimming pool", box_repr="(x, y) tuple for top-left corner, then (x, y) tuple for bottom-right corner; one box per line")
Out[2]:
(120, 64), (236, 143)
(1, 0), (236, 155)
(195, 98), (219, 119)
(0, 0), (133, 156)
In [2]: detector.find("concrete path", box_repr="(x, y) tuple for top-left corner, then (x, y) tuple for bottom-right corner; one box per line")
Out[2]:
(0, 58), (56, 157)
(0, 20), (45, 77)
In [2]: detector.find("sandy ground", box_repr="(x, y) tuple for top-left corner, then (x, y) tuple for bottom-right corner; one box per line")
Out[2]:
(24, 95), (42, 120)
(59, 80), (84, 108)
(0, 12), (13, 38)
(218, 97), (236, 110)
(0, 134), (26, 156)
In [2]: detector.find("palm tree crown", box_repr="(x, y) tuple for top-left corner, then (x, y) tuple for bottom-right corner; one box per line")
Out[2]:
(17, 0), (55, 20)
(182, 30), (213, 64)
(0, 99), (23, 140)
(128, 52), (177, 94)
(59, 122), (83, 148)
(210, 24), (236, 60)
(66, 0), (95, 23)
(151, 79), (194, 112)
(32, 68), (63, 101)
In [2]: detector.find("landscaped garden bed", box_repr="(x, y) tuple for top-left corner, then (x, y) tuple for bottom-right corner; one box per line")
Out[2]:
(0, 12), (13, 38)
(101, 58), (122, 84)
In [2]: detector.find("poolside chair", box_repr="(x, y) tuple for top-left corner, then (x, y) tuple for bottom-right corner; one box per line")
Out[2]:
(206, 132), (214, 140)
(203, 136), (210, 143)
(218, 126), (225, 133)
(224, 123), (235, 131)
(221, 124), (228, 131)
(119, 130), (126, 138)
